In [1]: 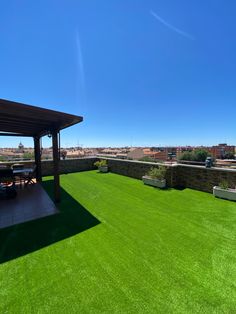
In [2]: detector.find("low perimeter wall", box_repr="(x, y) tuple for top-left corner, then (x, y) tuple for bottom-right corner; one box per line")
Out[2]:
(175, 164), (236, 192)
(0, 158), (97, 177)
(41, 158), (97, 176)
(1, 157), (236, 193)
(103, 158), (236, 193)
(104, 158), (178, 187)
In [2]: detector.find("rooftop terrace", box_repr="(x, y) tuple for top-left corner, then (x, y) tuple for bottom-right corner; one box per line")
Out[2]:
(0, 170), (235, 313)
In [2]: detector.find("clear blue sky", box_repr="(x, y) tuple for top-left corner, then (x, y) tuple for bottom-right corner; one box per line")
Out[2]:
(1, 0), (236, 148)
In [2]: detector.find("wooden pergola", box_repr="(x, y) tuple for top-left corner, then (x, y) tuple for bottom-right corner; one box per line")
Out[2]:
(0, 98), (83, 202)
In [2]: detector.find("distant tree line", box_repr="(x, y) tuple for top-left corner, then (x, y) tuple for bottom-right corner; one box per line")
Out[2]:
(178, 149), (210, 162)
(223, 152), (235, 159)
(23, 152), (34, 159)
(179, 149), (235, 162)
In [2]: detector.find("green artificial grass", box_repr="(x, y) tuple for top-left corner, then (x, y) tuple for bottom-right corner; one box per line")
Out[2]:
(0, 170), (236, 313)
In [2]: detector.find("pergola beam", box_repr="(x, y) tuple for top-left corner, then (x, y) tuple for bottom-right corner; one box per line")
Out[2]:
(0, 132), (34, 137)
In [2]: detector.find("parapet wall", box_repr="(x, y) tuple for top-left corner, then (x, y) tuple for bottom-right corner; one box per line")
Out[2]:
(103, 158), (236, 193)
(1, 157), (236, 193)
(104, 158), (178, 187)
(175, 164), (236, 192)
(41, 158), (98, 176)
(0, 158), (97, 176)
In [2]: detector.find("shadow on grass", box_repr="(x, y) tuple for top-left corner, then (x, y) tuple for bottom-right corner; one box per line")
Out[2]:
(0, 180), (100, 264)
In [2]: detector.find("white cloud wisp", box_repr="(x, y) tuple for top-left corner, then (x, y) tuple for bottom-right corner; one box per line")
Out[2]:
(150, 10), (194, 40)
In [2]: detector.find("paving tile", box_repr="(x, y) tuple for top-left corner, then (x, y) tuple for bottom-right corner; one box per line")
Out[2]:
(0, 183), (58, 229)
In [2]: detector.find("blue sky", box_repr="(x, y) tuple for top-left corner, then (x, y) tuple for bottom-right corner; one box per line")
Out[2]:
(1, 0), (236, 147)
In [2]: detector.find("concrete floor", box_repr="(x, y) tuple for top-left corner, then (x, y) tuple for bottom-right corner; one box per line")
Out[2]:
(0, 183), (58, 229)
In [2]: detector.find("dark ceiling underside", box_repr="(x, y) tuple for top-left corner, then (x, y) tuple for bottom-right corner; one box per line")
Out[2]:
(0, 99), (83, 137)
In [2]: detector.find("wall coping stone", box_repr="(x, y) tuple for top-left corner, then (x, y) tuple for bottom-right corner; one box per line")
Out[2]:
(99, 157), (167, 167)
(1, 156), (236, 174)
(176, 163), (236, 172)
(100, 157), (236, 173)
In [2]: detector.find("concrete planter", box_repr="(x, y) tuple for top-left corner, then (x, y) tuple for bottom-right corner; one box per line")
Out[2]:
(98, 166), (108, 173)
(142, 176), (166, 188)
(213, 186), (236, 201)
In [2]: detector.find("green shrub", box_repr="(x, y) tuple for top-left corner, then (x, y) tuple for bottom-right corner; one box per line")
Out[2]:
(178, 151), (193, 161)
(219, 180), (229, 190)
(178, 149), (210, 162)
(193, 149), (209, 162)
(223, 152), (235, 159)
(147, 166), (166, 180)
(94, 160), (107, 168)
(0, 156), (8, 162)
(23, 152), (34, 160)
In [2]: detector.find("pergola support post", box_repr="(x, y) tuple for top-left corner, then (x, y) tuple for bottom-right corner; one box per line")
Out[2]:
(52, 130), (60, 202)
(34, 136), (42, 182)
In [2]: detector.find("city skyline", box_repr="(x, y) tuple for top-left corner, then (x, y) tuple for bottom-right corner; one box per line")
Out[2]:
(0, 141), (235, 149)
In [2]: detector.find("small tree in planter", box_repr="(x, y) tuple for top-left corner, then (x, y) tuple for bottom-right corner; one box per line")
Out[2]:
(142, 166), (167, 188)
(94, 160), (108, 173)
(213, 180), (236, 201)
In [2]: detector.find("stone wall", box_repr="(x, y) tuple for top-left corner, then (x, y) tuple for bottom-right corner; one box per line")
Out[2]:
(41, 158), (97, 176)
(104, 158), (178, 187)
(175, 164), (236, 192)
(1, 157), (236, 193)
(103, 158), (236, 193)
(0, 158), (97, 176)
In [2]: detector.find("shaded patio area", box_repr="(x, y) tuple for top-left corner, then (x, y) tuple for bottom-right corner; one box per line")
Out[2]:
(0, 183), (58, 229)
(0, 179), (100, 264)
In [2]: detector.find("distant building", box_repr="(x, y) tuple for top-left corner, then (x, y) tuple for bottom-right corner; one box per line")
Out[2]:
(128, 147), (173, 161)
(127, 148), (145, 160)
(18, 142), (24, 153)
(208, 144), (235, 159)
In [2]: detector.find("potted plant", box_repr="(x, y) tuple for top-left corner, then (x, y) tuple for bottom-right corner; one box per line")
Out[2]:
(94, 160), (108, 173)
(142, 166), (167, 188)
(213, 180), (236, 201)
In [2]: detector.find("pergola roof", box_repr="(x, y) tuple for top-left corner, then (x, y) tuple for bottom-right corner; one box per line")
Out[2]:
(0, 98), (83, 137)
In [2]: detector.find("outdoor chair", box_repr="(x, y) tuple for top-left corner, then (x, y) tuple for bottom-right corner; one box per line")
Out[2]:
(11, 164), (25, 188)
(0, 168), (15, 186)
(0, 168), (15, 193)
(0, 169), (17, 199)
(22, 165), (37, 187)
(11, 164), (24, 170)
(0, 169), (17, 200)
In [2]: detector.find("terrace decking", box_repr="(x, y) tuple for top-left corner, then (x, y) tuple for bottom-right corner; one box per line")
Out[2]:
(0, 183), (58, 229)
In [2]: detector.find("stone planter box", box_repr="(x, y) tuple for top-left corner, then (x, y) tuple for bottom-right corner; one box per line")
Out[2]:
(98, 166), (108, 173)
(142, 176), (166, 188)
(213, 186), (236, 201)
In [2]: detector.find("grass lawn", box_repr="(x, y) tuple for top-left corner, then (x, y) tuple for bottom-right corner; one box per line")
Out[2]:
(0, 170), (236, 313)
